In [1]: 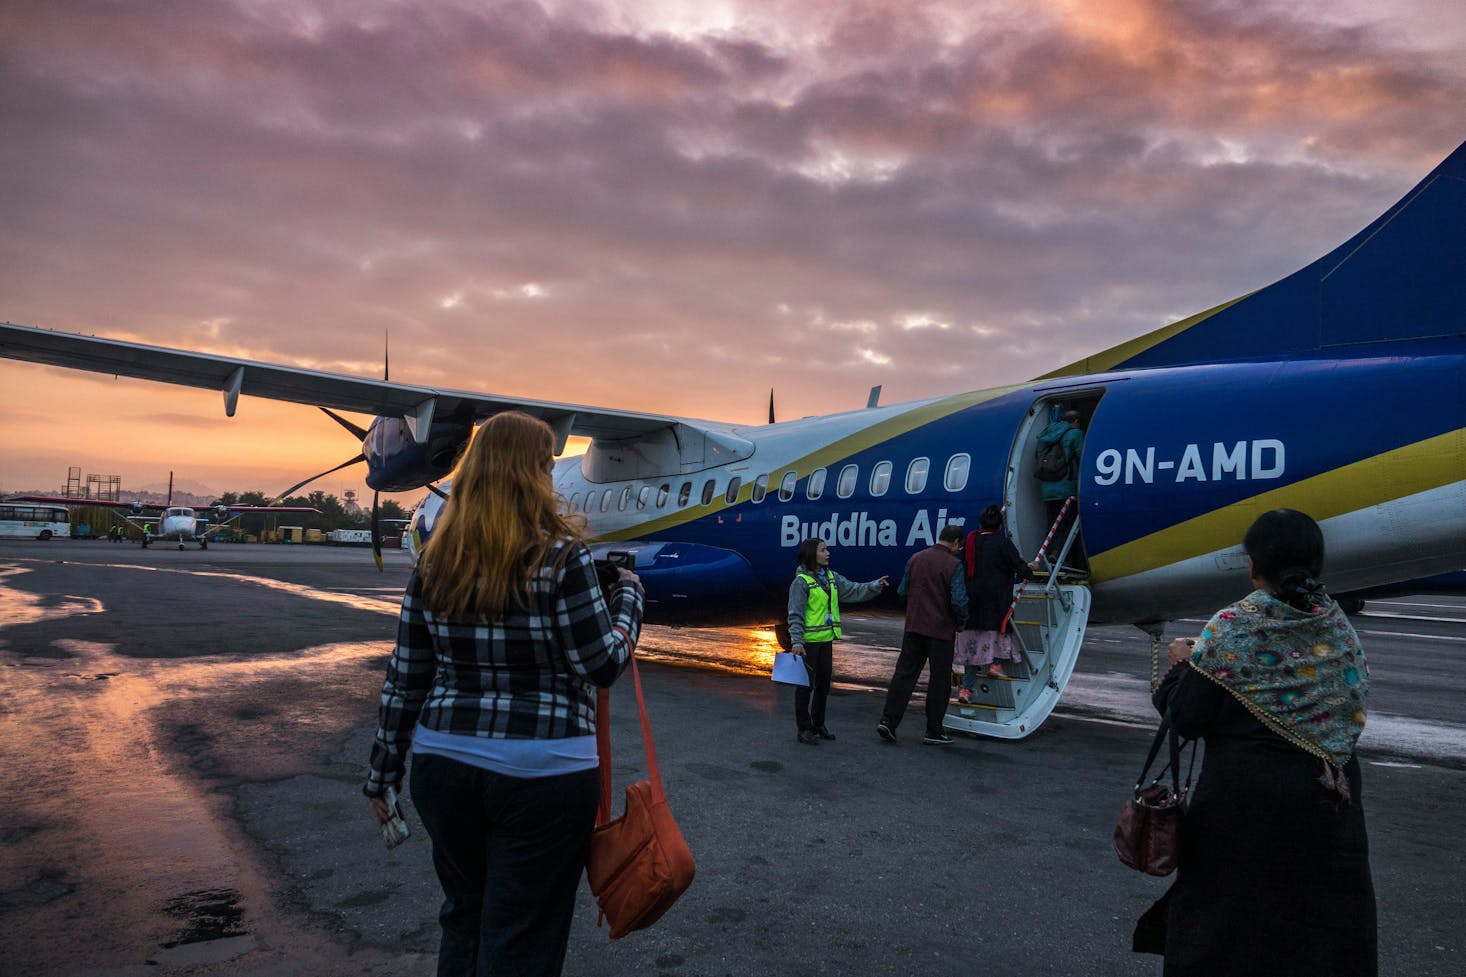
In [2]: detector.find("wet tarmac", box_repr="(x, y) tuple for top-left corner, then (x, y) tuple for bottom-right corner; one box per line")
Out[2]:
(1, 540), (1462, 976)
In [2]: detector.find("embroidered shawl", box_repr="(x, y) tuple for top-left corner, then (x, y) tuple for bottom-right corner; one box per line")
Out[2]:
(1189, 589), (1368, 767)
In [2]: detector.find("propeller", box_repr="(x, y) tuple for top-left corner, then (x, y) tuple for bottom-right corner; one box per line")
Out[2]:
(320, 406), (370, 440)
(768, 389), (776, 424)
(269, 453), (366, 504)
(371, 490), (383, 572)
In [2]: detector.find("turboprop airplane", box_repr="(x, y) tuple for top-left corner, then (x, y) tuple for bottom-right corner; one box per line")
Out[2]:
(2, 139), (1464, 738)
(9, 473), (319, 550)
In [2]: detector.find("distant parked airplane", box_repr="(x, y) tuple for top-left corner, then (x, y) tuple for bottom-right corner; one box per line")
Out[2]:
(9, 472), (318, 550)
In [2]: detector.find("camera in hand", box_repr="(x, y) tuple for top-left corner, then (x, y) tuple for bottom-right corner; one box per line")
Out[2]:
(592, 550), (636, 593)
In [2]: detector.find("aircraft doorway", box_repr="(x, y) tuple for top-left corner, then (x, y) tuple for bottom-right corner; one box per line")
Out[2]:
(1004, 390), (1104, 569)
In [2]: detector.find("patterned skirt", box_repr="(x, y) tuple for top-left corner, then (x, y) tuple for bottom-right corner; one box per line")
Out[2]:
(954, 629), (1022, 666)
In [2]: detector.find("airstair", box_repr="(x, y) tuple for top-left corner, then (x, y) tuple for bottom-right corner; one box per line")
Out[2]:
(943, 499), (1090, 740)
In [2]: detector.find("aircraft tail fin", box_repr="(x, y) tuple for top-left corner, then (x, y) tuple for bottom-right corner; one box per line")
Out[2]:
(1042, 139), (1466, 377)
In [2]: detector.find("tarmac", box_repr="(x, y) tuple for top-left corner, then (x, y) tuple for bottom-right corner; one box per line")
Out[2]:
(0, 541), (1462, 976)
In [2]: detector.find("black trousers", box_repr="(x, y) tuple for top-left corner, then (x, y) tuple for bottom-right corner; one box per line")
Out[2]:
(880, 632), (955, 737)
(793, 641), (833, 731)
(410, 754), (600, 977)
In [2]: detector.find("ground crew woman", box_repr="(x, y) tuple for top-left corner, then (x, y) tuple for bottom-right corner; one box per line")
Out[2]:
(787, 537), (887, 745)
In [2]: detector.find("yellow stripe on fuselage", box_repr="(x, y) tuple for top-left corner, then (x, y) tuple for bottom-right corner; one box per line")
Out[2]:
(595, 383), (1026, 542)
(1088, 427), (1466, 581)
(1037, 292), (1254, 379)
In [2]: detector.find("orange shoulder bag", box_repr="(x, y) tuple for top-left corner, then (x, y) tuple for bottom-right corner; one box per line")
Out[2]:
(586, 656), (696, 938)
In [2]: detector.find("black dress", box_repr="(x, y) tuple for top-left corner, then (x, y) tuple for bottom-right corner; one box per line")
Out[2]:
(963, 532), (1034, 631)
(1134, 664), (1378, 976)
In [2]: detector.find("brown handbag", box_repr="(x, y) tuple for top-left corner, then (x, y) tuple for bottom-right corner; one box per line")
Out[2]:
(586, 656), (696, 939)
(1113, 712), (1194, 877)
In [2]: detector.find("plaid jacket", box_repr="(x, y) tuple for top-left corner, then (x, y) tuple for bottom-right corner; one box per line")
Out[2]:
(364, 539), (642, 796)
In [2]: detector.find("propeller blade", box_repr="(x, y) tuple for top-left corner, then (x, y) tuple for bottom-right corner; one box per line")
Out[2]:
(270, 455), (365, 504)
(319, 407), (370, 440)
(371, 490), (384, 572)
(384, 330), (390, 382)
(768, 388), (776, 425)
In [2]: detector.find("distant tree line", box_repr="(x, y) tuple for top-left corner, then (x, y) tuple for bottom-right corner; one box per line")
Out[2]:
(211, 490), (411, 533)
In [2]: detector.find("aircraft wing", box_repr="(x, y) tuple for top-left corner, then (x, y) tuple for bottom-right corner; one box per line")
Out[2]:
(0, 321), (696, 441)
(4, 495), (319, 515)
(224, 505), (321, 514)
(3, 494), (162, 510)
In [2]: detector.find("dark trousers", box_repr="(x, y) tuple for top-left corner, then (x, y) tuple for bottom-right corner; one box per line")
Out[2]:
(793, 641), (833, 731)
(880, 632), (955, 737)
(410, 754), (600, 977)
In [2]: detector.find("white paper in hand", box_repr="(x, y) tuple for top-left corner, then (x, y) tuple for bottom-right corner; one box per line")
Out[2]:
(771, 651), (811, 686)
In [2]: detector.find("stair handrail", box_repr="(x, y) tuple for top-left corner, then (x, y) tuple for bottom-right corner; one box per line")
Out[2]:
(1000, 496), (1075, 633)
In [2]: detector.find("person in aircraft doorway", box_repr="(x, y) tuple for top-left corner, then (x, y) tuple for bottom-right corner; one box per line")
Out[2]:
(1034, 406), (1087, 570)
(787, 538), (889, 745)
(956, 504), (1038, 701)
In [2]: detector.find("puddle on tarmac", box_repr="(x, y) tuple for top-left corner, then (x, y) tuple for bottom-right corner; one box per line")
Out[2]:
(0, 565), (104, 627)
(161, 887), (247, 947)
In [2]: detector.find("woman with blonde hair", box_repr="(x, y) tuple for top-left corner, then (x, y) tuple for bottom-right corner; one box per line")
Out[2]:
(365, 411), (643, 977)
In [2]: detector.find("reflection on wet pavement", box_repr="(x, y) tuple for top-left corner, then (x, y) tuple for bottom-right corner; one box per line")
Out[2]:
(0, 562), (397, 971)
(0, 565), (103, 628)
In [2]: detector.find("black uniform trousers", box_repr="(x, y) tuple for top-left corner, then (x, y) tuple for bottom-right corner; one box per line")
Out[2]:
(793, 640), (833, 732)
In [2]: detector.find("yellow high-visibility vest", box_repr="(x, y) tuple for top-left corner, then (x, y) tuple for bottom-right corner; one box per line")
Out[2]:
(797, 571), (841, 641)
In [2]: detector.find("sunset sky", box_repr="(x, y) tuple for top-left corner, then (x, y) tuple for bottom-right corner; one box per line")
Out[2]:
(2, 0), (1463, 504)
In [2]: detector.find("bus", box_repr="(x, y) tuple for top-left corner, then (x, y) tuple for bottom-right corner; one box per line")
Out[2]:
(0, 502), (71, 540)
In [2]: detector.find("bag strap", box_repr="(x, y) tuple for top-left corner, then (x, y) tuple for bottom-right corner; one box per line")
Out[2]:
(595, 654), (662, 827)
(1134, 709), (1198, 796)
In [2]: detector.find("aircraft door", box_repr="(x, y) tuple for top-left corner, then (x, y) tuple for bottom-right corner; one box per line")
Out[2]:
(1003, 390), (1105, 568)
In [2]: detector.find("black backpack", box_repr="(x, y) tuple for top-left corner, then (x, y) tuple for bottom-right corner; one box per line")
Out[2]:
(1034, 438), (1068, 481)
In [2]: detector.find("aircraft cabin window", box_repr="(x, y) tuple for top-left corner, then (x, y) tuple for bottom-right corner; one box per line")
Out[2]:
(751, 474), (768, 503)
(836, 464), (859, 499)
(678, 482), (692, 507)
(870, 461), (892, 497)
(619, 486), (632, 511)
(637, 485), (651, 509)
(568, 493), (580, 512)
(600, 488), (614, 512)
(779, 471), (798, 501)
(906, 458), (930, 494)
(724, 477), (742, 504)
(657, 484), (670, 508)
(701, 479), (716, 506)
(944, 453), (971, 492)
(806, 468), (826, 500)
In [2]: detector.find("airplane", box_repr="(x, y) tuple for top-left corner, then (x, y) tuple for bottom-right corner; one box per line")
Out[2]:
(8, 472), (320, 550)
(2, 138), (1463, 738)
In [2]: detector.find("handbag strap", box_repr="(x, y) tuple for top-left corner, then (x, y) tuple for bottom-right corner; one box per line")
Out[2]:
(1135, 709), (1198, 795)
(595, 654), (663, 827)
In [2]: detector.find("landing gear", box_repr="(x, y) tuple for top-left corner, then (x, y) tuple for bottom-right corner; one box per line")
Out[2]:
(1136, 621), (1167, 693)
(200, 540), (208, 550)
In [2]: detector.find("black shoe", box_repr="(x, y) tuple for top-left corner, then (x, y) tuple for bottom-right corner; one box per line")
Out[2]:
(876, 720), (896, 743)
(923, 731), (955, 745)
(797, 729), (820, 745)
(815, 726), (836, 741)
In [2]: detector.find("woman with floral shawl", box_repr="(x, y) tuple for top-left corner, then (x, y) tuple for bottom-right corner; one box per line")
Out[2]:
(1133, 509), (1376, 976)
